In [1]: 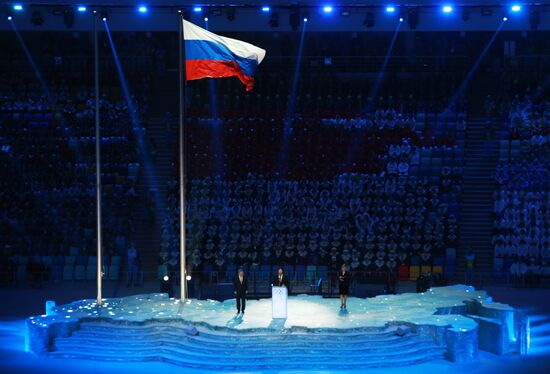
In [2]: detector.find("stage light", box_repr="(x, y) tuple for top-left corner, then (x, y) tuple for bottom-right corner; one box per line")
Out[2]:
(186, 275), (192, 281)
(193, 6), (202, 13)
(399, 17), (404, 22)
(102, 17), (106, 21)
(322, 6), (333, 14)
(261, 6), (270, 13)
(77, 6), (86, 12)
(204, 17), (208, 22)
(511, 5), (521, 12)
(163, 276), (169, 281)
(13, 4), (23, 11)
(138, 6), (147, 13)
(386, 6), (396, 13)
(442, 5), (453, 13)
(503, 16), (508, 21)
(303, 17), (308, 22)
(7, 15), (12, 20)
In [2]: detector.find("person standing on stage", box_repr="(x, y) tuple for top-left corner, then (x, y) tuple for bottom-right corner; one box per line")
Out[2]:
(233, 268), (248, 314)
(273, 267), (290, 289)
(338, 263), (350, 309)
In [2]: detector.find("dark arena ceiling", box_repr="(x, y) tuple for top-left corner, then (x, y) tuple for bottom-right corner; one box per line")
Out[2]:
(0, 1), (549, 31)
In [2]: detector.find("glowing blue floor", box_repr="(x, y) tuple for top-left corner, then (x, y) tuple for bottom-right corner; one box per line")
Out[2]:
(30, 285), (495, 331)
(2, 315), (550, 374)
(2, 284), (550, 373)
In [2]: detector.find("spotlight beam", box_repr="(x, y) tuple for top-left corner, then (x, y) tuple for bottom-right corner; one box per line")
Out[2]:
(103, 20), (166, 229)
(443, 19), (506, 113)
(346, 19), (402, 170)
(9, 20), (51, 102)
(279, 18), (307, 177)
(366, 19), (402, 113)
(7, 19), (85, 181)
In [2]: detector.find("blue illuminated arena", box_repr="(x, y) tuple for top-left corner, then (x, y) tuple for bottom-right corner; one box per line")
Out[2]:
(1, 1), (549, 373)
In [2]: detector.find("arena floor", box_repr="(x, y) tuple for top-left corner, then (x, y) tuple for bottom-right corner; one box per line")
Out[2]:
(1, 283), (549, 373)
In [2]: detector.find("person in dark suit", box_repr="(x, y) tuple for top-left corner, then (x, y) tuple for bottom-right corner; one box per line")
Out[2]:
(272, 267), (290, 289)
(233, 268), (248, 314)
(338, 263), (350, 309)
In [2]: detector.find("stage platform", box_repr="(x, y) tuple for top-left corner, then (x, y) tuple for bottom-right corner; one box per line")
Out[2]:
(26, 285), (529, 370)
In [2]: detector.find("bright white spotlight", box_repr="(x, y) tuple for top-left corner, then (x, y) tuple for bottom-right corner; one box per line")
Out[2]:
(261, 6), (270, 13)
(77, 6), (87, 12)
(511, 5), (521, 12)
(163, 275), (169, 281)
(303, 17), (308, 22)
(138, 6), (147, 13)
(399, 17), (404, 22)
(204, 17), (208, 22)
(13, 4), (23, 11)
(8, 15), (12, 20)
(102, 17), (106, 21)
(503, 16), (508, 21)
(193, 6), (202, 13)
(186, 275), (192, 281)
(386, 6), (396, 13)
(323, 6), (333, 13)
(442, 5), (453, 13)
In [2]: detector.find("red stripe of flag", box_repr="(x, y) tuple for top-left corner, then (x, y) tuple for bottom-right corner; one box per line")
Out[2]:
(186, 60), (255, 91)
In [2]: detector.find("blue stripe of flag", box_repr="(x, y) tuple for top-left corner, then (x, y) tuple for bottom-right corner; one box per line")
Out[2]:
(185, 39), (258, 77)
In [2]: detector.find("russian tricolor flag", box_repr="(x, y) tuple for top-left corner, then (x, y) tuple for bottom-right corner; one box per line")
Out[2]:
(183, 19), (266, 91)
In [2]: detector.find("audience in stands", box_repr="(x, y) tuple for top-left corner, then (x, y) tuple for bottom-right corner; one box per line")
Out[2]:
(493, 94), (550, 285)
(0, 73), (143, 283)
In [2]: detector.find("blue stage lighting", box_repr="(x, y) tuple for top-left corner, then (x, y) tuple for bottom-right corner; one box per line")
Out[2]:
(77, 6), (87, 12)
(8, 15), (12, 20)
(503, 16), (508, 21)
(386, 6), (396, 13)
(442, 5), (453, 13)
(102, 17), (107, 21)
(261, 6), (270, 13)
(193, 7), (202, 13)
(13, 4), (23, 11)
(204, 17), (208, 22)
(322, 6), (333, 14)
(511, 5), (521, 12)
(303, 17), (308, 22)
(138, 6), (147, 13)
(399, 17), (404, 22)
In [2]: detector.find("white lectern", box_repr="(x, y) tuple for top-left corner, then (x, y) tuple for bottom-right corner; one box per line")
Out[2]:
(272, 286), (288, 319)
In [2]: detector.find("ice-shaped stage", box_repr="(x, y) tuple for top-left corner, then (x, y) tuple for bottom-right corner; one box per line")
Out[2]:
(26, 285), (529, 370)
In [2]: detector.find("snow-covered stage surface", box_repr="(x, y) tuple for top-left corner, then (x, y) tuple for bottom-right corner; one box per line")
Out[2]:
(26, 285), (529, 370)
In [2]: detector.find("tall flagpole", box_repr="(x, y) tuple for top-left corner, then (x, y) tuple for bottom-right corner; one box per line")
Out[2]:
(179, 14), (187, 301)
(94, 13), (103, 306)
